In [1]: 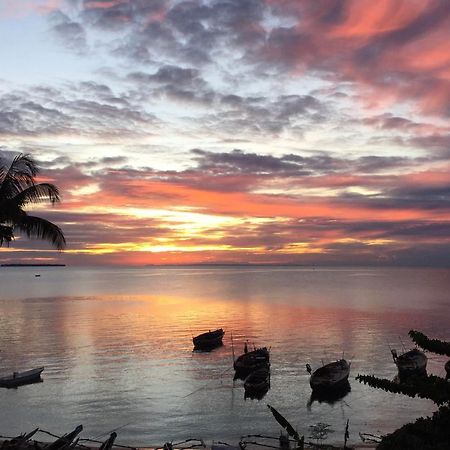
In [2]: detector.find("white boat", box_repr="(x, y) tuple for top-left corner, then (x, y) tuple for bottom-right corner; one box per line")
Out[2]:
(0, 367), (44, 388)
(307, 359), (350, 391)
(391, 348), (427, 373)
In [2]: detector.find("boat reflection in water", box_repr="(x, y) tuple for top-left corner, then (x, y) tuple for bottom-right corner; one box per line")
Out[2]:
(234, 344), (270, 380)
(393, 368), (428, 385)
(244, 384), (270, 400)
(307, 379), (351, 408)
(243, 366), (271, 400)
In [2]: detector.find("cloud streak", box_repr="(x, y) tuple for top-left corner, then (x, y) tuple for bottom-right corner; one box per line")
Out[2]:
(1, 0), (450, 266)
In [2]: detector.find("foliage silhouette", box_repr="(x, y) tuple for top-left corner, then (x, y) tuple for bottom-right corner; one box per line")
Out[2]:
(0, 153), (65, 250)
(356, 330), (450, 449)
(409, 330), (450, 357)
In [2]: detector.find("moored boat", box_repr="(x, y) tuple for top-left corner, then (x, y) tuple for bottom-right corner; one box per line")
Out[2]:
(0, 367), (44, 388)
(445, 359), (450, 380)
(244, 366), (270, 392)
(307, 359), (350, 391)
(193, 328), (225, 350)
(391, 348), (427, 374)
(234, 347), (270, 376)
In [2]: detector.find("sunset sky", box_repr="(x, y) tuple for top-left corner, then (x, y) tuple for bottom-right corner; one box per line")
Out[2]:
(1, 0), (450, 266)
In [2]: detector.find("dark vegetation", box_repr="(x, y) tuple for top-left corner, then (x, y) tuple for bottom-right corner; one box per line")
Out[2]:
(356, 330), (450, 449)
(0, 153), (65, 250)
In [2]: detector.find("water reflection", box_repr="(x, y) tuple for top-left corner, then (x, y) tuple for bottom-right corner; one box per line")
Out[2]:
(0, 267), (449, 445)
(244, 386), (270, 401)
(307, 381), (351, 408)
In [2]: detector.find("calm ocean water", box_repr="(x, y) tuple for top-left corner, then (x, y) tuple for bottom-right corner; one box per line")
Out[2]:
(1, 266), (449, 446)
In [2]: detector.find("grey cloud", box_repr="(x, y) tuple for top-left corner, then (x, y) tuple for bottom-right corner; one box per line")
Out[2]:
(190, 148), (414, 178)
(0, 81), (157, 138)
(49, 10), (87, 53)
(410, 134), (450, 155)
(128, 65), (205, 89)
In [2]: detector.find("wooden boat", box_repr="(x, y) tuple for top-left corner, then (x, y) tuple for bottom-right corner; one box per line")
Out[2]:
(0, 367), (44, 388)
(307, 359), (350, 391)
(244, 366), (270, 392)
(234, 347), (270, 375)
(193, 328), (224, 350)
(391, 348), (427, 374)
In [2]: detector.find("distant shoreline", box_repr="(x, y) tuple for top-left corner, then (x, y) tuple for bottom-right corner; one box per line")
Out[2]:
(1, 264), (66, 267)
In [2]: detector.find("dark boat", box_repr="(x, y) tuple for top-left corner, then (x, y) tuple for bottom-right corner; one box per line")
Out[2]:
(445, 359), (450, 380)
(0, 367), (44, 388)
(244, 366), (270, 390)
(193, 328), (225, 350)
(234, 347), (270, 377)
(244, 367), (270, 399)
(307, 359), (350, 391)
(391, 348), (427, 375)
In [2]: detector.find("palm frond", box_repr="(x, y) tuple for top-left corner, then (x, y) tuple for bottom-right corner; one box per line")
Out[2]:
(0, 153), (39, 199)
(0, 224), (14, 246)
(15, 215), (66, 250)
(13, 183), (61, 207)
(0, 199), (26, 222)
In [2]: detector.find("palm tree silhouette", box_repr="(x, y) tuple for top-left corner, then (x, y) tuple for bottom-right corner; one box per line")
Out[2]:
(0, 153), (66, 250)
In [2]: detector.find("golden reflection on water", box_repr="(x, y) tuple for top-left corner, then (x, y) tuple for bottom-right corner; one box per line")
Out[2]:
(1, 267), (450, 445)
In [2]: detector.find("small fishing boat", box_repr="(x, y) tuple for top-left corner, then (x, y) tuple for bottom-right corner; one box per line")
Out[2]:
(193, 328), (225, 350)
(234, 347), (270, 376)
(0, 367), (44, 388)
(391, 348), (427, 374)
(307, 359), (350, 391)
(244, 366), (270, 392)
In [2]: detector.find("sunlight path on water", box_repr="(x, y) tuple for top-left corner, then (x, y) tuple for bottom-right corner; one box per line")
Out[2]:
(0, 266), (449, 446)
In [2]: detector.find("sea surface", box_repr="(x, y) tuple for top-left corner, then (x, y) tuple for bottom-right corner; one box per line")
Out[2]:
(0, 266), (449, 447)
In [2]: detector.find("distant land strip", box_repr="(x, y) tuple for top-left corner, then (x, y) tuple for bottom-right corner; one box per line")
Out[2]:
(1, 264), (66, 267)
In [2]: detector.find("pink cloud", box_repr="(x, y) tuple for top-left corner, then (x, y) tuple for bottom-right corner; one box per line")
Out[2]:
(262, 0), (450, 117)
(0, 0), (61, 18)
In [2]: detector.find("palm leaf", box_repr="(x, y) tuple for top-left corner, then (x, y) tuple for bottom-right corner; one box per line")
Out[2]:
(15, 215), (66, 250)
(0, 153), (38, 199)
(1, 152), (66, 250)
(13, 183), (61, 207)
(267, 404), (301, 442)
(0, 224), (14, 246)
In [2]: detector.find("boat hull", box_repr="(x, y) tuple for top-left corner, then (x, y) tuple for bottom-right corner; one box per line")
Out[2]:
(0, 367), (44, 388)
(234, 347), (270, 378)
(244, 367), (270, 391)
(193, 329), (225, 350)
(309, 359), (350, 391)
(395, 349), (427, 375)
